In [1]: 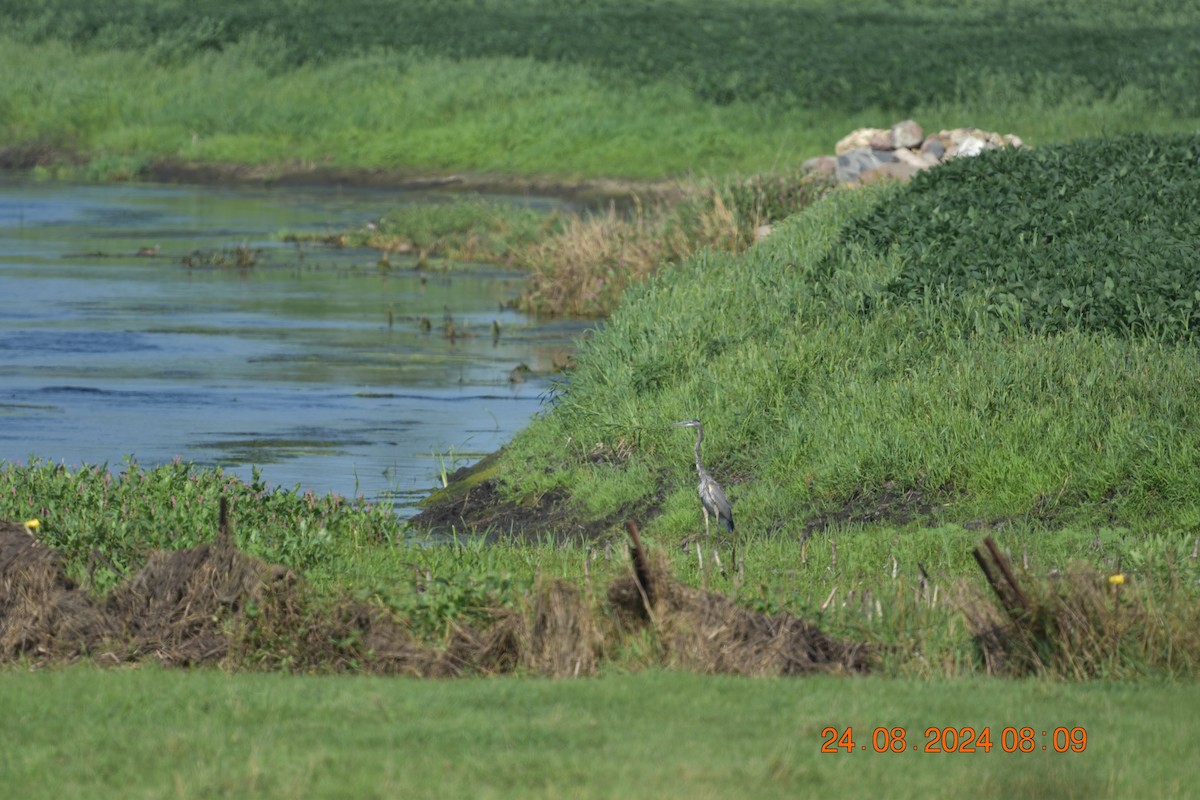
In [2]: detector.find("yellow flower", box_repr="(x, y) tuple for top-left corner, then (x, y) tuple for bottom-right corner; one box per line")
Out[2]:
(1108, 573), (1125, 586)
(24, 518), (40, 530)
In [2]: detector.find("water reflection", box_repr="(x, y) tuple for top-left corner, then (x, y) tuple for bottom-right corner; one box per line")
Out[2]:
(0, 177), (588, 514)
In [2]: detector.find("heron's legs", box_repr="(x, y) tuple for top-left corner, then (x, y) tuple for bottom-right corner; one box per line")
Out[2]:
(698, 508), (726, 577)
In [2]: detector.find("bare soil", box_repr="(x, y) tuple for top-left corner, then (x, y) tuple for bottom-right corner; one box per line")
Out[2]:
(417, 471), (951, 546)
(411, 477), (663, 545)
(0, 145), (679, 207)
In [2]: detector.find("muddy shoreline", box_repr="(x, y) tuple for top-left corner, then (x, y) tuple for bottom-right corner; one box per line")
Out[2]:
(0, 143), (678, 206)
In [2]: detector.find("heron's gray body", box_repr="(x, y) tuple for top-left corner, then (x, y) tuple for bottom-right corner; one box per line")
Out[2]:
(673, 419), (734, 534)
(697, 473), (734, 533)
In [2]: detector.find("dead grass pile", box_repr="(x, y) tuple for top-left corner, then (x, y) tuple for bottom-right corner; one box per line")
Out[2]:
(0, 521), (116, 660)
(105, 535), (294, 666)
(0, 519), (538, 676)
(1, 518), (870, 678)
(607, 540), (871, 676)
(656, 580), (872, 676)
(518, 204), (682, 318)
(524, 580), (603, 677)
(517, 194), (745, 318)
(961, 539), (1200, 678)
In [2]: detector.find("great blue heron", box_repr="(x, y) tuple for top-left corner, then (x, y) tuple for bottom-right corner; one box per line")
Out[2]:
(672, 419), (734, 536)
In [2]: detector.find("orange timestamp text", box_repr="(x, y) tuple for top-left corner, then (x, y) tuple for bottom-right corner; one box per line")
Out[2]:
(820, 726), (1088, 754)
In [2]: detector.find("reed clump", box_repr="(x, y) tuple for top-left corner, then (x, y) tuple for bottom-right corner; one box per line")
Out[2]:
(519, 173), (832, 317)
(960, 562), (1200, 680)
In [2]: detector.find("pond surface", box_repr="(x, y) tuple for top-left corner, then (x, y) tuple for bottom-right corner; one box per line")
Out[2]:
(0, 176), (587, 514)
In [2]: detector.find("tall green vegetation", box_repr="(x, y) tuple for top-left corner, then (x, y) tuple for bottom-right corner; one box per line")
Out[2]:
(3, 0), (1198, 115)
(2, 0), (1198, 180)
(0, 457), (401, 591)
(856, 135), (1200, 337)
(499, 134), (1200, 539)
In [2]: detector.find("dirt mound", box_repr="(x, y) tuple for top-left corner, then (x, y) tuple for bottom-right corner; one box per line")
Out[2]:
(0, 519), (869, 677)
(607, 548), (870, 677)
(0, 521), (116, 660)
(105, 537), (295, 666)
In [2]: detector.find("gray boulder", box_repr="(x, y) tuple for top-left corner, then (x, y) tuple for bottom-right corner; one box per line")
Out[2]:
(835, 148), (895, 183)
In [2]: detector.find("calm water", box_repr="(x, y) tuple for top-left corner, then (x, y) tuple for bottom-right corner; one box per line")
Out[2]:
(0, 177), (586, 513)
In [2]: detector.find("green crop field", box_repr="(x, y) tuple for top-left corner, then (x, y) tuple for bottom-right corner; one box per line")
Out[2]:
(2, 0), (1199, 179)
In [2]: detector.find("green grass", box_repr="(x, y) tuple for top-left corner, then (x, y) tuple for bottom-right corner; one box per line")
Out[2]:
(0, 457), (402, 595)
(498, 142), (1200, 538)
(284, 195), (573, 267)
(0, 36), (836, 180)
(3, 0), (1200, 181)
(0, 667), (1195, 799)
(10, 454), (1199, 678)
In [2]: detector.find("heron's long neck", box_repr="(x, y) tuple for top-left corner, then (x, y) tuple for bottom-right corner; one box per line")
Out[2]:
(693, 426), (704, 474)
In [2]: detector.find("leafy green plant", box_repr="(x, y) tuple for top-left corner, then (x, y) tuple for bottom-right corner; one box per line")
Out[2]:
(0, 457), (401, 582)
(3, 0), (1198, 115)
(399, 570), (515, 640)
(853, 134), (1200, 338)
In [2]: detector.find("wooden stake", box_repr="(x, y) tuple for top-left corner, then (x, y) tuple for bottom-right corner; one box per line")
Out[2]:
(973, 536), (1030, 619)
(625, 520), (656, 611)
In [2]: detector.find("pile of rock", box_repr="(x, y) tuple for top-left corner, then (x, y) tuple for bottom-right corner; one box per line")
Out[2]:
(804, 119), (1025, 185)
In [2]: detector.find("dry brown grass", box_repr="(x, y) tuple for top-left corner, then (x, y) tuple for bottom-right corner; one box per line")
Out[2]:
(0, 519), (869, 678)
(517, 192), (748, 318)
(605, 551), (872, 677)
(524, 579), (604, 677)
(958, 562), (1200, 679)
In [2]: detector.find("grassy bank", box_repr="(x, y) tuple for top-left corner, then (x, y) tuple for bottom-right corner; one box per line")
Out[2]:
(1, 668), (1196, 799)
(398, 133), (1200, 679)
(493, 136), (1200, 537)
(4, 455), (1199, 681)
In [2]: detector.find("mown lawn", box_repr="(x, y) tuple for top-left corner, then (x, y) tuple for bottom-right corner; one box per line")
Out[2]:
(1, 667), (1195, 799)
